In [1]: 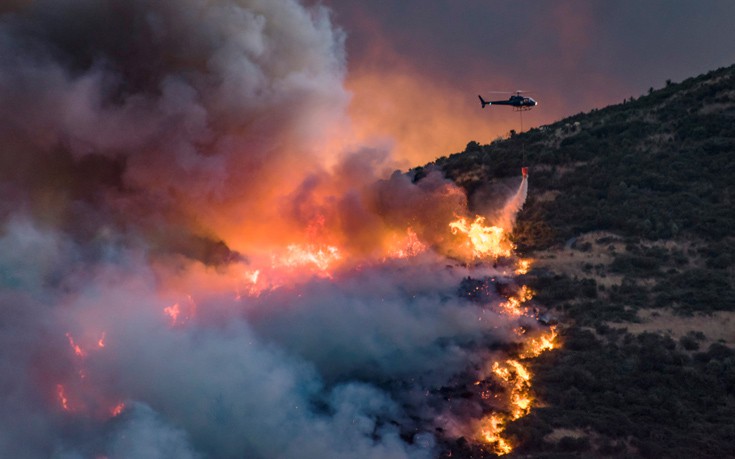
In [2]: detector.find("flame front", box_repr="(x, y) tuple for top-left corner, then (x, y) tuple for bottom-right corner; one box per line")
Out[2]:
(470, 254), (560, 455)
(479, 414), (514, 456)
(515, 258), (532, 275)
(449, 216), (514, 259)
(499, 285), (535, 316)
(35, 139), (549, 454)
(521, 326), (559, 359)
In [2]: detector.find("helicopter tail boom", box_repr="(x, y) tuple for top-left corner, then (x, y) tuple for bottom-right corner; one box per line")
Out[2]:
(478, 95), (491, 108)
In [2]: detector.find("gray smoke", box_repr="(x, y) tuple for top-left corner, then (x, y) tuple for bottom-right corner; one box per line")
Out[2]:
(0, 1), (533, 458)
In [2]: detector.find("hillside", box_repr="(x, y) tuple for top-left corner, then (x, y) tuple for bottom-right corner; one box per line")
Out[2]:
(427, 65), (735, 457)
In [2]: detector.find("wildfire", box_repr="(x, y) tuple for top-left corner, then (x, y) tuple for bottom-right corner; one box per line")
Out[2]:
(449, 216), (514, 260)
(475, 360), (533, 455)
(479, 413), (513, 456)
(163, 303), (181, 325)
(110, 402), (125, 417)
(520, 326), (558, 359)
(498, 285), (534, 316)
(56, 384), (70, 411)
(43, 159), (545, 455)
(476, 328), (559, 455)
(390, 227), (427, 259)
(65, 333), (86, 358)
(163, 296), (196, 326)
(276, 244), (341, 272)
(515, 258), (532, 275)
(55, 328), (129, 418)
(230, 245), (344, 298)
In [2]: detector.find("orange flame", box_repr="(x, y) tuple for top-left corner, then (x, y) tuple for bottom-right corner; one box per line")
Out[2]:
(389, 227), (427, 259)
(515, 258), (532, 275)
(499, 285), (534, 317)
(520, 326), (558, 359)
(97, 332), (106, 348)
(478, 413), (513, 456)
(275, 244), (341, 272)
(477, 327), (559, 454)
(449, 216), (514, 260)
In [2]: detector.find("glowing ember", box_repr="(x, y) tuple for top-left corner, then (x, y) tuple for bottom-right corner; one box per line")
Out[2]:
(163, 303), (181, 325)
(449, 216), (514, 259)
(498, 285), (534, 316)
(56, 384), (70, 411)
(110, 402), (125, 417)
(65, 333), (86, 358)
(390, 227), (427, 259)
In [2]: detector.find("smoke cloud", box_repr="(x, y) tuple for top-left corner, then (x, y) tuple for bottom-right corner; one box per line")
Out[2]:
(0, 1), (535, 458)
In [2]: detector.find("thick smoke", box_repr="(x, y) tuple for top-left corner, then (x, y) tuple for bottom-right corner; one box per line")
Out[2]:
(0, 0), (352, 258)
(0, 1), (533, 458)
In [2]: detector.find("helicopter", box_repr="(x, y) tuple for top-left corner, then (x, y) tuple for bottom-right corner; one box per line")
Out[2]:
(478, 91), (537, 110)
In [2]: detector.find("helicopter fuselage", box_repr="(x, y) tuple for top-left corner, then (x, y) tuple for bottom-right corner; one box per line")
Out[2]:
(479, 94), (537, 110)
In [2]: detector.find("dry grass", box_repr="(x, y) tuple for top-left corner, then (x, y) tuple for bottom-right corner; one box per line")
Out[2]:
(533, 231), (623, 287)
(543, 428), (587, 443)
(531, 232), (733, 345)
(625, 309), (735, 347)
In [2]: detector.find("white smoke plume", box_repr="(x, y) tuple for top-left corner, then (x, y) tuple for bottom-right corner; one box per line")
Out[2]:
(498, 175), (528, 231)
(0, 1), (538, 458)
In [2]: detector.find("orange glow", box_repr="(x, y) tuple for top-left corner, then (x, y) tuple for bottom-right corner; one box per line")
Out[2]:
(245, 269), (260, 285)
(476, 359), (532, 453)
(449, 216), (514, 260)
(346, 56), (515, 166)
(236, 269), (262, 298)
(56, 384), (70, 411)
(478, 413), (513, 456)
(477, 327), (558, 453)
(97, 332), (106, 348)
(515, 258), (532, 275)
(110, 402), (125, 417)
(389, 227), (427, 259)
(520, 326), (558, 359)
(275, 244), (341, 273)
(499, 285), (534, 316)
(65, 333), (86, 358)
(163, 303), (180, 325)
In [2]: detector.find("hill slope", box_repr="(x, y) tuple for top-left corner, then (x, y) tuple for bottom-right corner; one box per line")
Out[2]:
(427, 64), (735, 457)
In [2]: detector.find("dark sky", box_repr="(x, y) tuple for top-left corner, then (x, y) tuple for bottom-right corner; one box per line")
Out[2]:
(319, 0), (735, 163)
